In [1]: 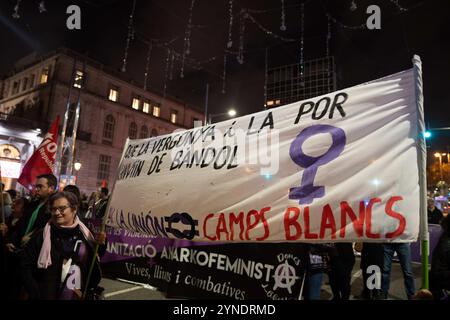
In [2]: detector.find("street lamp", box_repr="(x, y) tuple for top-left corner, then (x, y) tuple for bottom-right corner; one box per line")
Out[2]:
(74, 161), (82, 184)
(208, 109), (237, 124)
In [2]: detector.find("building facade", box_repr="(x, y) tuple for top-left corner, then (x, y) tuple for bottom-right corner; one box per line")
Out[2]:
(0, 48), (204, 194)
(265, 56), (336, 108)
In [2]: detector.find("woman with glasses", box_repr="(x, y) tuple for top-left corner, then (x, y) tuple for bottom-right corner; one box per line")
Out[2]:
(19, 191), (106, 300)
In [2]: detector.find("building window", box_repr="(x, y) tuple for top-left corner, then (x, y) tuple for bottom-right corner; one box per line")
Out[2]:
(102, 114), (115, 145)
(97, 154), (111, 182)
(108, 86), (119, 102)
(129, 122), (137, 139)
(152, 105), (160, 117)
(170, 110), (178, 124)
(73, 70), (84, 88)
(143, 101), (150, 113)
(29, 74), (35, 89)
(132, 96), (140, 110)
(140, 125), (148, 139)
(22, 78), (29, 91)
(11, 81), (19, 95)
(40, 67), (50, 84)
(151, 128), (158, 137)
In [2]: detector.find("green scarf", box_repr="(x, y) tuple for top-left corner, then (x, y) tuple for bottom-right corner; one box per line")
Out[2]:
(24, 202), (45, 235)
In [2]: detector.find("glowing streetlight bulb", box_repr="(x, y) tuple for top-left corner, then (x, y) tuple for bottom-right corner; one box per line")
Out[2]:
(74, 162), (82, 171)
(228, 109), (237, 117)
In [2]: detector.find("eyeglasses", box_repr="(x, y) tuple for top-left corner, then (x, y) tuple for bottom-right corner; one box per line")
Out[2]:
(50, 205), (71, 214)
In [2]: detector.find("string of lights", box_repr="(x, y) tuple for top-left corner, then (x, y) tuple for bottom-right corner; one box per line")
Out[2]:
(237, 9), (247, 64)
(326, 13), (366, 30)
(12, 0), (22, 19)
(163, 48), (170, 97)
(299, 2), (305, 76)
(143, 42), (153, 90)
(169, 51), (175, 80)
(227, 0), (234, 48)
(38, 1), (47, 13)
(280, 0), (286, 31)
(246, 12), (296, 42)
(180, 0), (196, 78)
(326, 15), (331, 57)
(389, 0), (408, 12)
(222, 53), (227, 94)
(121, 0), (136, 72)
(107, 0), (417, 87)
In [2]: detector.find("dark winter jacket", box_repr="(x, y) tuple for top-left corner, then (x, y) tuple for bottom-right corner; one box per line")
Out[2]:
(18, 224), (104, 300)
(11, 199), (51, 247)
(430, 235), (450, 295)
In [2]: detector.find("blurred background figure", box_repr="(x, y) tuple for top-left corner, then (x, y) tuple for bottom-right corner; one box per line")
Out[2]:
(328, 242), (355, 300)
(0, 196), (29, 299)
(63, 185), (86, 218)
(1, 183), (12, 219)
(84, 191), (99, 219)
(430, 215), (450, 300)
(6, 189), (17, 202)
(428, 197), (444, 225)
(94, 187), (109, 219)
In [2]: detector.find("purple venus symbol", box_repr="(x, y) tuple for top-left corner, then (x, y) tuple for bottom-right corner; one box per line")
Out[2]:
(289, 124), (346, 205)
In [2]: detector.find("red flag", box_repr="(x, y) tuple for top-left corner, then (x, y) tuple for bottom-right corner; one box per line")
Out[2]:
(18, 116), (60, 190)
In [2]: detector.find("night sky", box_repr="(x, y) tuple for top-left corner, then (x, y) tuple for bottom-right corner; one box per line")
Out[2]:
(1, 0), (449, 148)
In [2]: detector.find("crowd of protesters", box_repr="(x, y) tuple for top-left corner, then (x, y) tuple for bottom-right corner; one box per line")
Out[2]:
(300, 198), (448, 300)
(0, 175), (107, 300)
(1, 175), (449, 300)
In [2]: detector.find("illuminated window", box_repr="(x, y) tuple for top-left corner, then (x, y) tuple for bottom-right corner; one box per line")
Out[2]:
(108, 86), (119, 102)
(153, 105), (160, 117)
(132, 97), (140, 110)
(143, 101), (150, 113)
(40, 67), (50, 84)
(275, 99), (281, 105)
(170, 110), (178, 124)
(266, 100), (274, 106)
(129, 122), (137, 139)
(73, 70), (84, 88)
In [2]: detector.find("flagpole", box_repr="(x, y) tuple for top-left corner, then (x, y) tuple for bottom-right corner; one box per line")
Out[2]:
(413, 55), (429, 289)
(67, 59), (85, 181)
(56, 56), (77, 183)
(82, 138), (130, 300)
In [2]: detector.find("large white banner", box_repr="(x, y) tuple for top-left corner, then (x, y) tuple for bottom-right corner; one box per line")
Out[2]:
(107, 69), (422, 243)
